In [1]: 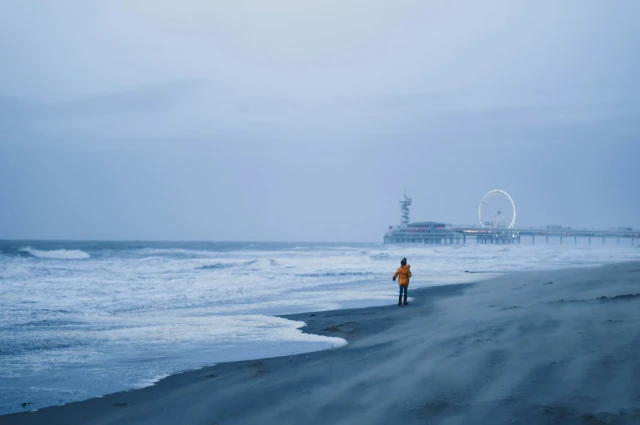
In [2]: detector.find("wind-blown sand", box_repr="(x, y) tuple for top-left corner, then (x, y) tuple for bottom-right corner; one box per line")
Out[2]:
(2, 262), (640, 425)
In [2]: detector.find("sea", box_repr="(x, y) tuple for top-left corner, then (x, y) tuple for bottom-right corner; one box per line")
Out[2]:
(1, 240), (638, 415)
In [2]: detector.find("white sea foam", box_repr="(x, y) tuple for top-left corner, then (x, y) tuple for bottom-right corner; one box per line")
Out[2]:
(132, 373), (171, 390)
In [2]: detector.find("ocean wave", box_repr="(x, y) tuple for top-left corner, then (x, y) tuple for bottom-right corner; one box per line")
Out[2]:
(19, 247), (90, 260)
(196, 263), (236, 270)
(131, 248), (215, 258)
(0, 339), (76, 356)
(197, 259), (279, 271)
(299, 272), (372, 278)
(245, 259), (280, 267)
(369, 253), (391, 260)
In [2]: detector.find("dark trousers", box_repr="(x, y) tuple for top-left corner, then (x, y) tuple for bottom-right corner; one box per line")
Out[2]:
(399, 285), (408, 297)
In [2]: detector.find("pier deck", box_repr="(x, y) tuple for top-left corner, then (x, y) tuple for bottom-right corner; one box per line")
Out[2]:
(384, 227), (639, 245)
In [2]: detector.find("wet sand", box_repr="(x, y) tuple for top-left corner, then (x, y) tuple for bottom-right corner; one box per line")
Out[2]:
(2, 261), (640, 425)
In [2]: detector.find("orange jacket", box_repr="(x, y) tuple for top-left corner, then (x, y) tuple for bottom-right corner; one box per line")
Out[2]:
(393, 265), (411, 286)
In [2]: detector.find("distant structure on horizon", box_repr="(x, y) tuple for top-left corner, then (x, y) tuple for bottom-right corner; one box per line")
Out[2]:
(383, 191), (638, 246)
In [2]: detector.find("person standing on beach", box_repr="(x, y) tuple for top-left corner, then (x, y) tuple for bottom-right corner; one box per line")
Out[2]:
(393, 257), (411, 306)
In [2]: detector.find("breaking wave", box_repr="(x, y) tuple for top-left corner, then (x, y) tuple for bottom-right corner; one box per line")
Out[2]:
(19, 247), (91, 260)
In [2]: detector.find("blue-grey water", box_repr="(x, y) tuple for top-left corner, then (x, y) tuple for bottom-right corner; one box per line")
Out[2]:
(1, 240), (638, 415)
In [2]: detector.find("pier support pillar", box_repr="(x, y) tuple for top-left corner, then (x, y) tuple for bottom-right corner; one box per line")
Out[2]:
(532, 235), (535, 244)
(463, 235), (466, 244)
(603, 237), (605, 245)
(546, 235), (549, 244)
(589, 237), (591, 245)
(574, 236), (577, 245)
(617, 237), (620, 245)
(560, 236), (563, 245)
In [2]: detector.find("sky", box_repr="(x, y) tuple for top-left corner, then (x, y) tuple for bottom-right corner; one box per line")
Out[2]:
(1, 0), (639, 242)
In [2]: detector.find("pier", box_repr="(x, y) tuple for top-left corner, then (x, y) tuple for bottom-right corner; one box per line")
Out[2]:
(383, 191), (637, 246)
(383, 226), (639, 246)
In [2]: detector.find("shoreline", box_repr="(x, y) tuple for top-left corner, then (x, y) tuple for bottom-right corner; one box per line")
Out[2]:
(2, 261), (640, 424)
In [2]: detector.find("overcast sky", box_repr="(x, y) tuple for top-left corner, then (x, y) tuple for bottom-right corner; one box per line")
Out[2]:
(1, 0), (638, 241)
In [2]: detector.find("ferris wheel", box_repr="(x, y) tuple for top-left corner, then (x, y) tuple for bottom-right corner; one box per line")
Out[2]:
(478, 190), (516, 229)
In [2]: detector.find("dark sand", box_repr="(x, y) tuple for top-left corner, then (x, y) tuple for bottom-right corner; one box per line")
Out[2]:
(2, 262), (640, 425)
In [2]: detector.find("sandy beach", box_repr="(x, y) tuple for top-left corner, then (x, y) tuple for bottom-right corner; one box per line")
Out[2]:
(2, 261), (640, 425)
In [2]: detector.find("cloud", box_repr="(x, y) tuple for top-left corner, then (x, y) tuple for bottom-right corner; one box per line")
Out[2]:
(1, 0), (639, 239)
